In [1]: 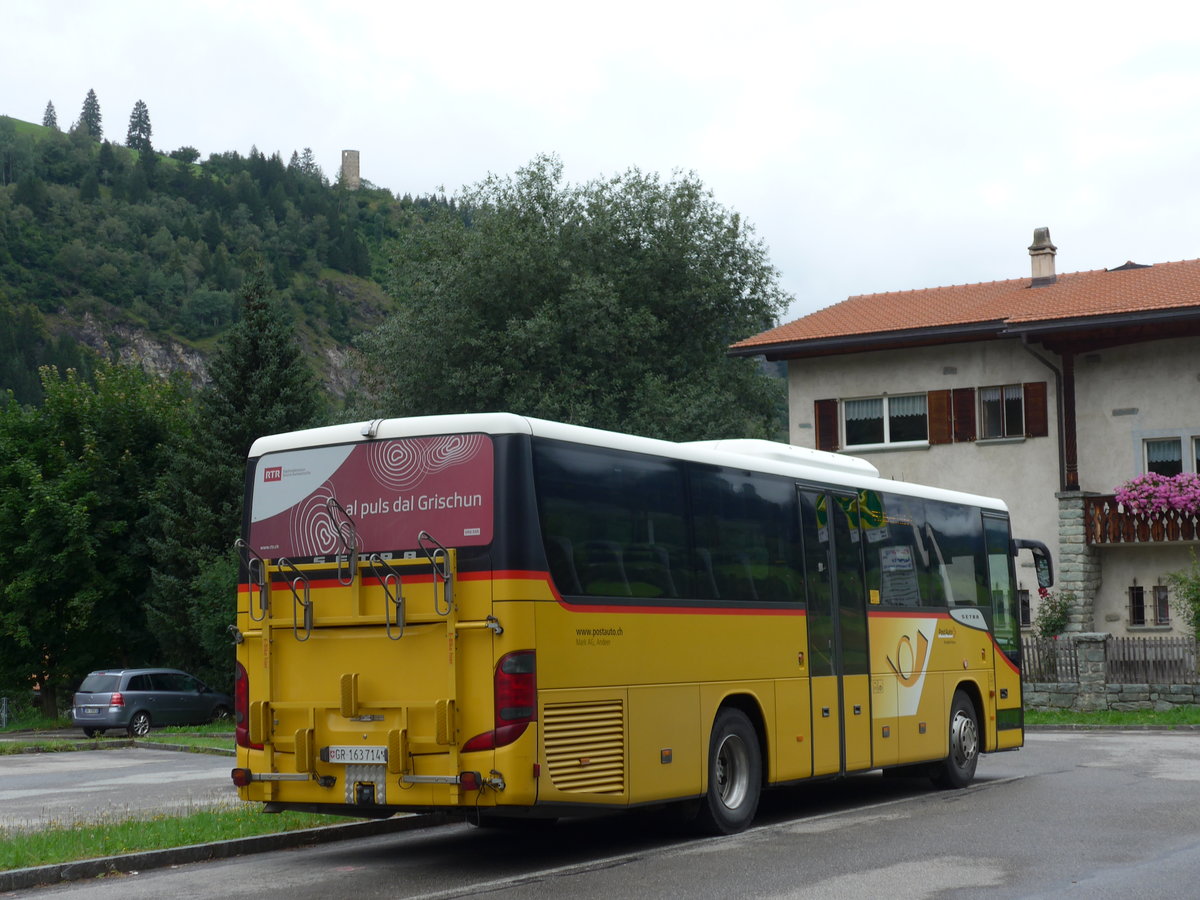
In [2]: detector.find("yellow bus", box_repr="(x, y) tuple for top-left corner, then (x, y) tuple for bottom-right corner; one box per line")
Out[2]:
(231, 414), (1052, 834)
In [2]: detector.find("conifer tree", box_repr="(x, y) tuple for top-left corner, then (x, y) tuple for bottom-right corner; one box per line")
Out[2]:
(42, 101), (58, 130)
(126, 99), (152, 152)
(79, 89), (102, 139)
(146, 266), (324, 688)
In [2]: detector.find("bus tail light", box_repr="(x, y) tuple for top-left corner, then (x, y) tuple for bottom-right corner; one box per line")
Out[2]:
(234, 661), (263, 750)
(461, 650), (536, 752)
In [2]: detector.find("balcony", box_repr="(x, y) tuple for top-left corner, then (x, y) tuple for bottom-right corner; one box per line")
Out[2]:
(1085, 495), (1200, 545)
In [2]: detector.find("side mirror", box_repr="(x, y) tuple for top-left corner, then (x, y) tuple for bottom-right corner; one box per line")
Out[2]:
(1011, 538), (1054, 589)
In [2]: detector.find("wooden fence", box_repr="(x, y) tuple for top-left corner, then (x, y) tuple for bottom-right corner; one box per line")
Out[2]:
(1106, 636), (1198, 684)
(1021, 635), (1198, 684)
(1021, 637), (1078, 682)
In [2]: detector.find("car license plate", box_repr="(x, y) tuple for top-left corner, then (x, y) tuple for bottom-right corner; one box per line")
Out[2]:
(82, 707), (98, 715)
(324, 745), (387, 764)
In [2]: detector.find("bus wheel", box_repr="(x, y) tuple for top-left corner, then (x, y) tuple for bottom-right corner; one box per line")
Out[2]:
(696, 707), (761, 835)
(932, 690), (979, 789)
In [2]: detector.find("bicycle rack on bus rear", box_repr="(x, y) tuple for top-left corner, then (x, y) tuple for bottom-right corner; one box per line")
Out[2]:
(277, 557), (313, 641)
(235, 538), (269, 623)
(368, 553), (406, 640)
(418, 530), (453, 617)
(327, 497), (360, 586)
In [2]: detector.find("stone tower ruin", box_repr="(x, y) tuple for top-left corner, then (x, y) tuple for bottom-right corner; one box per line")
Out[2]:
(341, 150), (361, 190)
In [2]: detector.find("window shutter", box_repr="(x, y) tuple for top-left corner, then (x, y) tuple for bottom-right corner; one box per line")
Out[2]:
(927, 390), (952, 444)
(952, 388), (976, 443)
(815, 399), (840, 452)
(1024, 382), (1049, 437)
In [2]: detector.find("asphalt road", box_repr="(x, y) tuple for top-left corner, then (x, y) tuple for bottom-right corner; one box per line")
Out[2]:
(7, 731), (1200, 898)
(0, 746), (237, 831)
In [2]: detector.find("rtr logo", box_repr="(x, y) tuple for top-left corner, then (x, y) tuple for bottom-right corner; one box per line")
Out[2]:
(263, 466), (283, 482)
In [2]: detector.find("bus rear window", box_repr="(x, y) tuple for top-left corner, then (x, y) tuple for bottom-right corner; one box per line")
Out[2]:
(248, 434), (494, 558)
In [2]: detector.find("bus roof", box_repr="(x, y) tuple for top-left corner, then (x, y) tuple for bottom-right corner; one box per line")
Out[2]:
(248, 413), (1009, 513)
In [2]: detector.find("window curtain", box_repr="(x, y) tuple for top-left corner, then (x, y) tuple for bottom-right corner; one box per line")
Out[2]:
(1147, 440), (1182, 464)
(844, 398), (882, 421)
(888, 394), (927, 417)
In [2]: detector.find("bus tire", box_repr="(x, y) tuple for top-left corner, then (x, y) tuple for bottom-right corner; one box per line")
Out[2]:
(931, 690), (979, 789)
(696, 707), (761, 835)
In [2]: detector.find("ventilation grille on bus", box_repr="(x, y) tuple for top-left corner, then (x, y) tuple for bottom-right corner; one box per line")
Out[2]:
(543, 699), (626, 795)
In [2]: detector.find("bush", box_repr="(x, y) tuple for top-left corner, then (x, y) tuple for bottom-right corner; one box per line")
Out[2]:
(1034, 587), (1075, 639)
(1166, 550), (1200, 636)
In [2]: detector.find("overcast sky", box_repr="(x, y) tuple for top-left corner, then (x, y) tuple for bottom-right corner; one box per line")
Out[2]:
(6, 1), (1200, 325)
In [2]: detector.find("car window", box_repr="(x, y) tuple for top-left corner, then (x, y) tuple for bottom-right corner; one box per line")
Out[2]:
(79, 674), (120, 693)
(154, 672), (193, 692)
(127, 674), (154, 691)
(178, 674), (202, 692)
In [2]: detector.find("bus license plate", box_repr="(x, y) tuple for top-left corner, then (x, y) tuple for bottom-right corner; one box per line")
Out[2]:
(324, 745), (388, 764)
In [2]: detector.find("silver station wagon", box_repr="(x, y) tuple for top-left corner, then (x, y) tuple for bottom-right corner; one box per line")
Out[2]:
(70, 668), (232, 737)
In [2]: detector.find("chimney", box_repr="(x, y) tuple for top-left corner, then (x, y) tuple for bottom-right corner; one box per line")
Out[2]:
(1029, 227), (1057, 286)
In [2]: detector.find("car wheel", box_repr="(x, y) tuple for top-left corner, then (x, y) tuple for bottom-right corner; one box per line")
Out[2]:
(127, 710), (152, 738)
(210, 705), (232, 723)
(931, 689), (980, 789)
(695, 707), (762, 835)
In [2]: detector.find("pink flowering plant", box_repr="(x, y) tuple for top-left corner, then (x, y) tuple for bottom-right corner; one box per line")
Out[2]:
(1115, 472), (1200, 518)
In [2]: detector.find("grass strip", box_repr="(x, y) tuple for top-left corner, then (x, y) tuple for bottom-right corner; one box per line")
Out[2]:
(140, 734), (233, 751)
(0, 806), (355, 871)
(0, 740), (99, 755)
(1025, 705), (1200, 727)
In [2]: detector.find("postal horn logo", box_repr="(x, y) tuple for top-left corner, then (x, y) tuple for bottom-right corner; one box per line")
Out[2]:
(263, 466), (283, 483)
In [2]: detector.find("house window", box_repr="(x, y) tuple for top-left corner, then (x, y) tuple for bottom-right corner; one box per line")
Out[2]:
(1194, 437), (1200, 474)
(1128, 585), (1146, 626)
(1153, 585), (1171, 626)
(1145, 439), (1183, 477)
(1018, 589), (1031, 628)
(979, 385), (1024, 439)
(843, 394), (927, 447)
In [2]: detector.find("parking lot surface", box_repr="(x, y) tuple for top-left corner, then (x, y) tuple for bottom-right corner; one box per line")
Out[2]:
(0, 747), (237, 831)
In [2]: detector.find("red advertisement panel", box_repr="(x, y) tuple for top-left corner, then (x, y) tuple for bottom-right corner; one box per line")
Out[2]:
(248, 434), (493, 558)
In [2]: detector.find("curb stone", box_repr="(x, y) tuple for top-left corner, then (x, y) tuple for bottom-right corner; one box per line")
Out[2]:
(0, 813), (455, 892)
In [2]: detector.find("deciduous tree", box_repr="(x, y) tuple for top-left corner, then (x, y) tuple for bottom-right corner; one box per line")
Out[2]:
(356, 155), (789, 441)
(0, 363), (188, 716)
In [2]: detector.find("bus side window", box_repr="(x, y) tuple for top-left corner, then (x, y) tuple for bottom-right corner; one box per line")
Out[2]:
(579, 540), (632, 597)
(624, 543), (677, 598)
(545, 535), (582, 595)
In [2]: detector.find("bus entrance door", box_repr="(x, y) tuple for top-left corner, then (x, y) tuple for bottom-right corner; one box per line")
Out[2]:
(800, 489), (872, 777)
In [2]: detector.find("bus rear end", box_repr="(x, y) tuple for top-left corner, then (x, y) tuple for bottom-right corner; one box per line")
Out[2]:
(230, 420), (540, 819)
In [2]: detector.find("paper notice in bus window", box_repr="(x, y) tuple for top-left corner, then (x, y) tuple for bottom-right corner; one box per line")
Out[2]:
(249, 434), (493, 556)
(879, 545), (921, 606)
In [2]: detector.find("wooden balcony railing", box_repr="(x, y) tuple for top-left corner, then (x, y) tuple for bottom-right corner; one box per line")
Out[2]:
(1085, 495), (1200, 545)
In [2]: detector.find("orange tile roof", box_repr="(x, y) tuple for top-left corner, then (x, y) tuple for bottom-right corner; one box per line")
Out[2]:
(734, 257), (1200, 351)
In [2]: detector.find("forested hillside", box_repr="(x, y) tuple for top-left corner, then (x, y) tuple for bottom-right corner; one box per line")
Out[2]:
(1, 103), (792, 715)
(0, 113), (449, 404)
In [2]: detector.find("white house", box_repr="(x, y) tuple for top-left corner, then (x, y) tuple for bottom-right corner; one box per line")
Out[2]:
(732, 229), (1200, 635)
